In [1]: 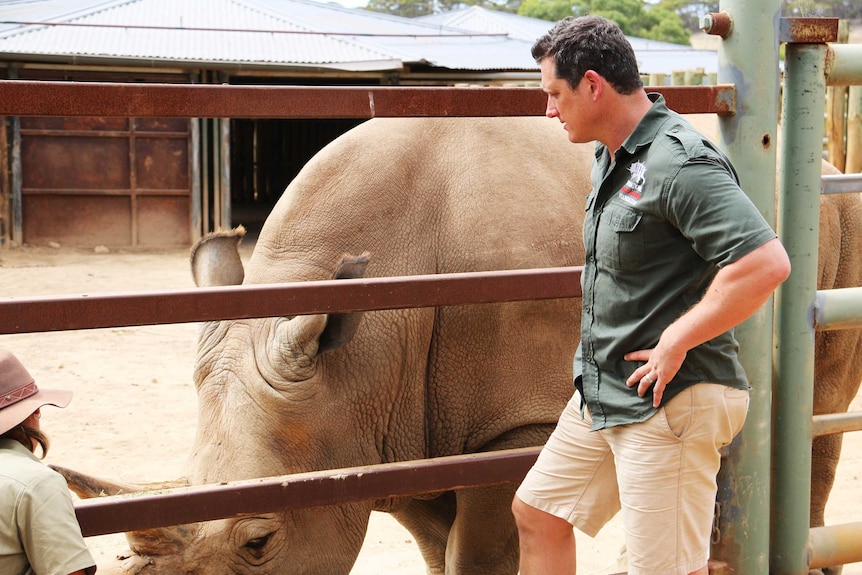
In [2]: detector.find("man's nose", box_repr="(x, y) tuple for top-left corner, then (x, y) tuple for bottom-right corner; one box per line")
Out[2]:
(545, 97), (557, 118)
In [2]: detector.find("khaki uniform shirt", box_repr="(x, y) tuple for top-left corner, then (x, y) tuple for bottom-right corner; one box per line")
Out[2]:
(0, 439), (96, 575)
(577, 94), (777, 430)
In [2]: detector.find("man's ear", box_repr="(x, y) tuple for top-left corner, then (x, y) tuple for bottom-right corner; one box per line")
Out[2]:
(583, 70), (603, 100)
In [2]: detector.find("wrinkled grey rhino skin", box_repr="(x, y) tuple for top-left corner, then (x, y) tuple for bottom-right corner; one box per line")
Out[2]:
(57, 116), (862, 575)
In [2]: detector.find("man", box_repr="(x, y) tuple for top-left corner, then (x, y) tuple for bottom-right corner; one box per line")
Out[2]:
(511, 15), (791, 575)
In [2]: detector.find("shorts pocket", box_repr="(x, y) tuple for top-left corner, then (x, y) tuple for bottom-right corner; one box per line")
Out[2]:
(723, 387), (750, 440)
(662, 387), (693, 440)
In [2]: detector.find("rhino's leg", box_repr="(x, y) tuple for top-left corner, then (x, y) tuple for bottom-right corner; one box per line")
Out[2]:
(810, 432), (843, 529)
(808, 326), (861, 575)
(435, 425), (554, 574)
(445, 483), (520, 574)
(390, 486), (521, 575)
(390, 492), (456, 575)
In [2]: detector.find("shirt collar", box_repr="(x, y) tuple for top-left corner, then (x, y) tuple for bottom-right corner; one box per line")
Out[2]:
(619, 93), (669, 155)
(0, 438), (39, 462)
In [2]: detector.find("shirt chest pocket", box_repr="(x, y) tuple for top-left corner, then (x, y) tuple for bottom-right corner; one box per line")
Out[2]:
(598, 206), (644, 271)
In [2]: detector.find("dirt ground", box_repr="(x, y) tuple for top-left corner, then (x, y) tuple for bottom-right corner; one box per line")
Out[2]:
(0, 242), (859, 574)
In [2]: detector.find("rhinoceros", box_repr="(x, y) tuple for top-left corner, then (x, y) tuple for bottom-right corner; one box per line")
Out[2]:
(57, 115), (862, 575)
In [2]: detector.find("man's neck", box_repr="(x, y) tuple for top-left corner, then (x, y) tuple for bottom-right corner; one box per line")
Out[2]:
(602, 89), (654, 160)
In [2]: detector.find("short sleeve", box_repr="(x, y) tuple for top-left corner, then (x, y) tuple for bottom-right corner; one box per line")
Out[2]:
(664, 159), (777, 268)
(17, 470), (96, 575)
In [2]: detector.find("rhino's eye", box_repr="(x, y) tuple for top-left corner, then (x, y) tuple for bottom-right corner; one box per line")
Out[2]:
(234, 516), (282, 565)
(244, 532), (274, 551)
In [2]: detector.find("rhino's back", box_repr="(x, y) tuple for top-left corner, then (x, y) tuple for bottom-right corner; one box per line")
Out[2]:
(247, 117), (592, 283)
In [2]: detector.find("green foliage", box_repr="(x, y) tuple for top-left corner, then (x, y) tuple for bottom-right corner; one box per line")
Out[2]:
(656, 1), (718, 33)
(365, 0), (861, 22)
(522, 0), (690, 44)
(364, 0), (436, 18)
(782, 0), (862, 18)
(518, 0), (578, 21)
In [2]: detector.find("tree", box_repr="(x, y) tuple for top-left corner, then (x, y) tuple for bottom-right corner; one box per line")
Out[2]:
(519, 0), (691, 44)
(782, 0), (862, 18)
(364, 0), (435, 17)
(365, 0), (524, 17)
(518, 0), (579, 21)
(654, 1), (719, 33)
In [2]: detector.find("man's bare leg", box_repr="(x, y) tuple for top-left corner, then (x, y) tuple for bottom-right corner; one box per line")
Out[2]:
(512, 495), (577, 574)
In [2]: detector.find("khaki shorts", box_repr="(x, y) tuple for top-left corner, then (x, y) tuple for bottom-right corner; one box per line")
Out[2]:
(516, 383), (749, 575)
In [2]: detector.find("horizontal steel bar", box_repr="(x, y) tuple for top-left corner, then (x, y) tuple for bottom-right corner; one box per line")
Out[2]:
(827, 44), (862, 86)
(809, 522), (862, 570)
(812, 411), (862, 437)
(821, 173), (862, 195)
(0, 267), (583, 334)
(72, 447), (541, 537)
(813, 287), (862, 332)
(0, 81), (736, 118)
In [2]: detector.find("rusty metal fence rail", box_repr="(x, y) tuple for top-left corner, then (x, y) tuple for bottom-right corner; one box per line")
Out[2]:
(0, 80), (736, 118)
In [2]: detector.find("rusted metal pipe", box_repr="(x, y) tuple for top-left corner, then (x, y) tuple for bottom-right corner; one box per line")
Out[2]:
(812, 412), (862, 437)
(826, 44), (862, 86)
(813, 287), (862, 332)
(808, 522), (862, 570)
(821, 173), (862, 194)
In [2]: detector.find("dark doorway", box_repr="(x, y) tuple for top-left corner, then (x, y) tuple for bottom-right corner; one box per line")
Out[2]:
(228, 117), (364, 239)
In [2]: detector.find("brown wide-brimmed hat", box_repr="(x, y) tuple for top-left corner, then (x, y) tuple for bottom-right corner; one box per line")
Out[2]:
(0, 349), (72, 435)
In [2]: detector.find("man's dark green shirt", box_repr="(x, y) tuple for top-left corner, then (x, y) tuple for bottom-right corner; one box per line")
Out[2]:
(576, 94), (777, 431)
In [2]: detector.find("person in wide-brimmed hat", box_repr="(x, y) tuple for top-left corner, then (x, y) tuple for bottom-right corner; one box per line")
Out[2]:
(0, 348), (97, 575)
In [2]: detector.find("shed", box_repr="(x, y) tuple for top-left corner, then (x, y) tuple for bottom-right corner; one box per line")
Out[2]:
(0, 0), (716, 248)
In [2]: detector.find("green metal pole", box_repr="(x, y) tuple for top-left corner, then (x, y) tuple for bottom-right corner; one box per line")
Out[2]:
(773, 42), (827, 574)
(710, 1), (780, 574)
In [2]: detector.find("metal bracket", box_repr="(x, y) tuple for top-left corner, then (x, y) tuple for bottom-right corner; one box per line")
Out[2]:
(779, 17), (839, 44)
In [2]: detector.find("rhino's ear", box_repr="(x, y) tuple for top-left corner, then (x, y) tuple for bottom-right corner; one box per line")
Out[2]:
(318, 253), (371, 353)
(190, 225), (246, 287)
(274, 253), (371, 371)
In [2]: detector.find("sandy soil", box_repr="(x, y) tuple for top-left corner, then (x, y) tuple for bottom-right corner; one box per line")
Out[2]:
(0, 243), (858, 574)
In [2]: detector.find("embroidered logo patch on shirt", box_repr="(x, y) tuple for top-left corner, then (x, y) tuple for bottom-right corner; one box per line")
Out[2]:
(619, 161), (646, 205)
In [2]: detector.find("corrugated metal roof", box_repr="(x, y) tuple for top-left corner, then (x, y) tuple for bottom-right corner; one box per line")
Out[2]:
(0, 0), (540, 72)
(0, 1), (717, 74)
(0, 0), (407, 71)
(417, 5), (554, 43)
(0, 0), (115, 33)
(418, 6), (718, 75)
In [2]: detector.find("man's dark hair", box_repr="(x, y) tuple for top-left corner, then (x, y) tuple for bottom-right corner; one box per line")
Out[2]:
(531, 15), (643, 95)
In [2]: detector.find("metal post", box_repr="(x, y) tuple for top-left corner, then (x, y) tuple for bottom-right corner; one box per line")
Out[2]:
(773, 42), (827, 574)
(710, 2), (780, 573)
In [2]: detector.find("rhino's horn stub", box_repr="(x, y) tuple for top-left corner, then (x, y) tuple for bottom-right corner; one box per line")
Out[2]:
(50, 465), (190, 499)
(318, 253), (371, 353)
(190, 225), (247, 287)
